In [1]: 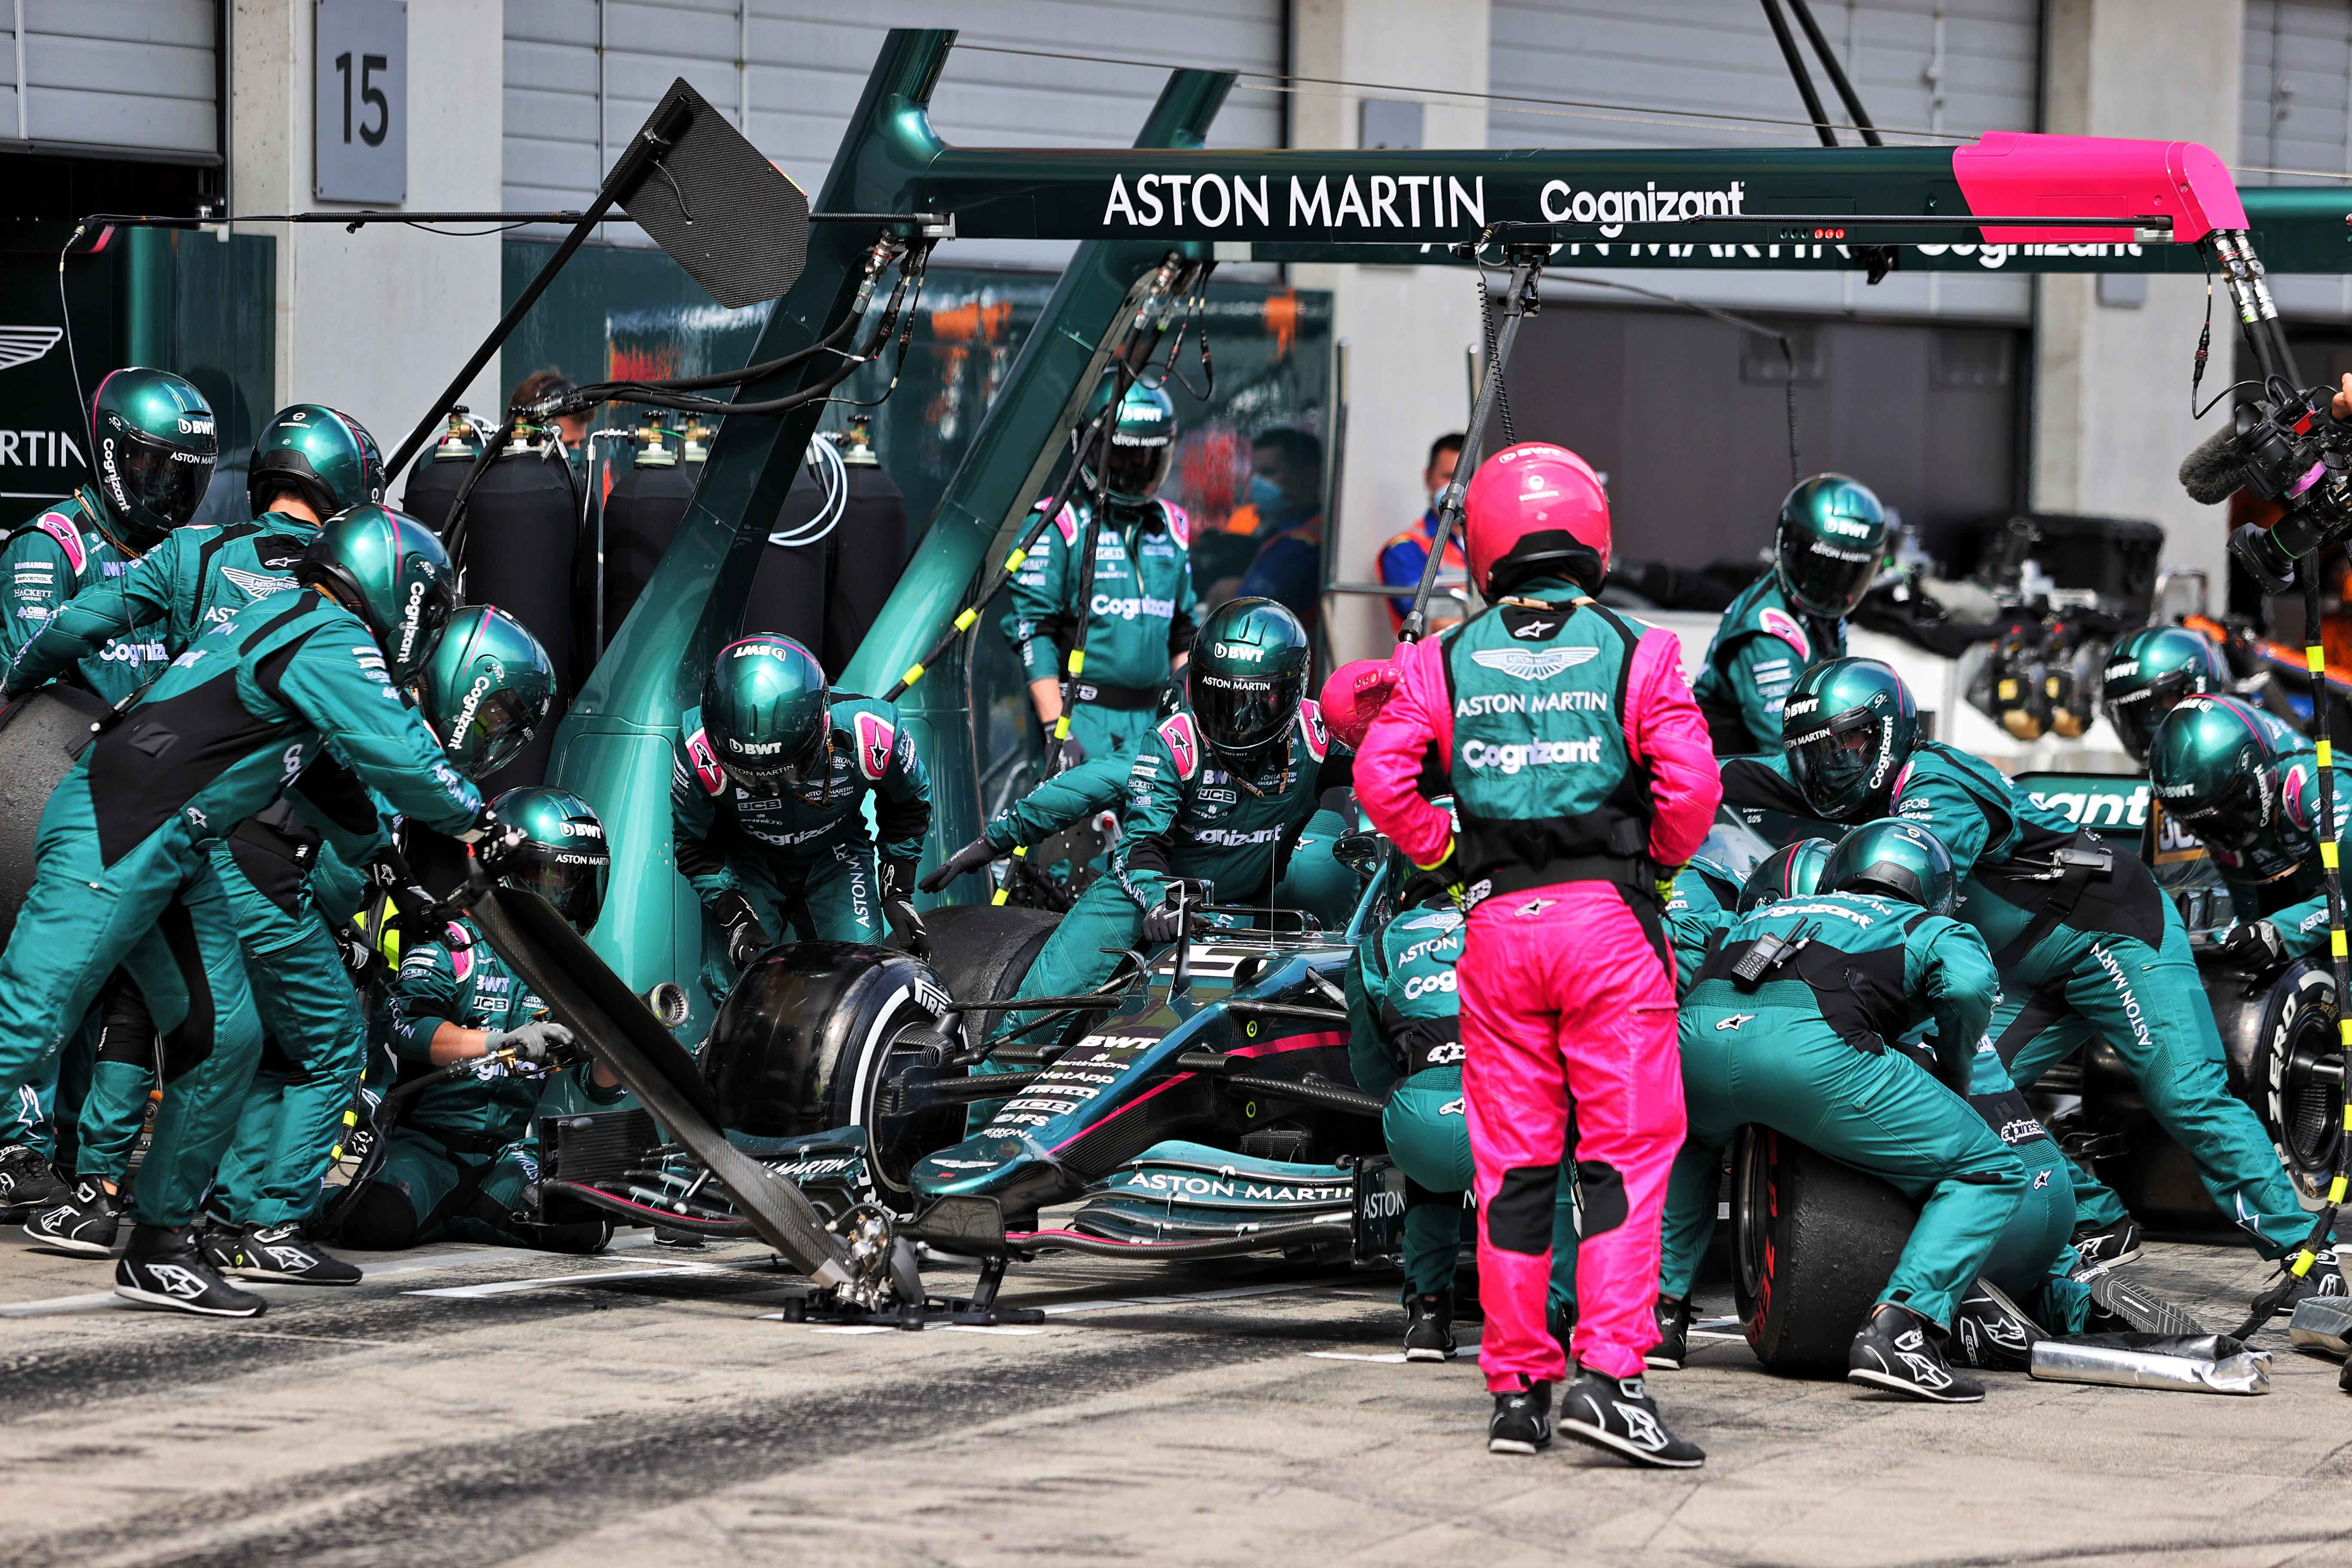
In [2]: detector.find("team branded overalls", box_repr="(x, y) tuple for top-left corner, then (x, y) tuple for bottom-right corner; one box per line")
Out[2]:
(0, 588), (482, 1232)
(1348, 903), (1577, 1322)
(1001, 499), (1198, 761)
(0, 490), (170, 1164)
(1670, 893), (2029, 1329)
(672, 692), (931, 1000)
(1442, 593), (1691, 1387)
(1724, 742), (2312, 1257)
(1690, 574), (1843, 756)
(342, 919), (635, 1247)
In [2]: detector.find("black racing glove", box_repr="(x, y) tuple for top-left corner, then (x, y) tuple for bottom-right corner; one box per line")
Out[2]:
(466, 807), (529, 877)
(330, 923), (384, 982)
(2221, 919), (2288, 970)
(1042, 722), (1086, 777)
(880, 857), (931, 959)
(919, 836), (1000, 894)
(711, 890), (772, 970)
(1140, 895), (1187, 944)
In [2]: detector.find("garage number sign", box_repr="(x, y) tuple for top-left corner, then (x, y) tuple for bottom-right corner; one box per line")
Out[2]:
(315, 0), (407, 203)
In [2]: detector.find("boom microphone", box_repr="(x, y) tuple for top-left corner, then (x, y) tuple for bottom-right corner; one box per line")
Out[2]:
(2179, 424), (2248, 505)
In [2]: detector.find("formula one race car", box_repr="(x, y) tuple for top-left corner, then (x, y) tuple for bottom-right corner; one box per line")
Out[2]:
(507, 845), (1414, 1323)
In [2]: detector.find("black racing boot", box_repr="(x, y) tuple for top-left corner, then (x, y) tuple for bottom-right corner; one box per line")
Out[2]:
(1847, 1302), (1982, 1403)
(2077, 1265), (2205, 1337)
(0, 1143), (67, 1216)
(23, 1175), (120, 1256)
(2278, 1247), (2347, 1311)
(1560, 1369), (1706, 1468)
(2070, 1215), (2144, 1269)
(1648, 1295), (1696, 1370)
(1403, 1290), (1458, 1362)
(230, 1223), (363, 1286)
(1487, 1378), (1553, 1455)
(115, 1225), (266, 1317)
(1952, 1278), (2045, 1371)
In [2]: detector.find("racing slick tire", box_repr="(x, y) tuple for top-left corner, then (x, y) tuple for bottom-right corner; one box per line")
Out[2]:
(922, 904), (1061, 1043)
(0, 685), (113, 947)
(702, 943), (957, 1208)
(2240, 960), (2341, 1210)
(1730, 1124), (1916, 1375)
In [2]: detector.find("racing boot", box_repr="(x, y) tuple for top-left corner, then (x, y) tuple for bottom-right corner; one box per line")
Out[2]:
(2269, 1247), (2347, 1316)
(0, 1143), (66, 1217)
(1560, 1369), (1706, 1469)
(1847, 1302), (1983, 1403)
(1486, 1377), (1553, 1455)
(2076, 1265), (2205, 1337)
(2070, 1215), (2144, 1269)
(1403, 1290), (1457, 1361)
(1952, 1278), (2045, 1371)
(1648, 1295), (1696, 1371)
(230, 1222), (363, 1286)
(115, 1225), (266, 1317)
(23, 1174), (121, 1256)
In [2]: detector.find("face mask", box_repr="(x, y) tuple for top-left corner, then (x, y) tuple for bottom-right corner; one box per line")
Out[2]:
(1427, 487), (1444, 512)
(1248, 474), (1283, 513)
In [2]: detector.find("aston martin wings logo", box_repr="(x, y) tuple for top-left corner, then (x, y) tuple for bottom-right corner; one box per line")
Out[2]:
(221, 566), (296, 598)
(0, 326), (64, 372)
(1469, 646), (1599, 681)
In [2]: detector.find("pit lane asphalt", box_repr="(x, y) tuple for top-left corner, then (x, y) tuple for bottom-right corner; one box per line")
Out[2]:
(3, 1225), (2349, 1568)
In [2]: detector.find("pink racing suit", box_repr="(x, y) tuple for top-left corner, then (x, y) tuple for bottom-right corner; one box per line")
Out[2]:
(1358, 596), (1720, 1385)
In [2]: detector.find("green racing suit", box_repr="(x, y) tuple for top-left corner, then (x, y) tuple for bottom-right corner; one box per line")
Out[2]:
(0, 587), (483, 1230)
(673, 693), (931, 998)
(1690, 574), (1844, 756)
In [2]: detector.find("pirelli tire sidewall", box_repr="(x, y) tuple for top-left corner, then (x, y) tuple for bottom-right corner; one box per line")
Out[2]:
(2249, 959), (2341, 1210)
(0, 685), (113, 947)
(1731, 1124), (1917, 1375)
(704, 941), (952, 1203)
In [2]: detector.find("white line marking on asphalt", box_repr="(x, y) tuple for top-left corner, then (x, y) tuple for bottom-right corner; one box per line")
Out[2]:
(1037, 1280), (1344, 1315)
(406, 1262), (729, 1298)
(1306, 1351), (1409, 1362)
(944, 1324), (1045, 1335)
(0, 1246), (548, 1318)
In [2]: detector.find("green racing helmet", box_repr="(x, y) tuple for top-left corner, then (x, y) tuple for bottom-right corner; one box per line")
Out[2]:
(1737, 835), (1837, 913)
(1819, 817), (1956, 915)
(1774, 475), (1888, 619)
(487, 785), (609, 934)
(1190, 597), (1310, 769)
(1078, 374), (1177, 505)
(2101, 625), (2232, 763)
(87, 368), (218, 550)
(702, 634), (831, 790)
(1781, 658), (1918, 821)
(412, 606), (556, 779)
(2147, 694), (2281, 851)
(295, 504), (458, 683)
(250, 405), (385, 519)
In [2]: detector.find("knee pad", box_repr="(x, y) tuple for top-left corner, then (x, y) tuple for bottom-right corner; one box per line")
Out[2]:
(1576, 1159), (1629, 1238)
(1487, 1164), (1561, 1255)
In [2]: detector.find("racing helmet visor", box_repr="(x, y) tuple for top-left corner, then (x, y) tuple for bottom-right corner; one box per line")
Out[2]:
(456, 684), (543, 779)
(119, 431), (216, 530)
(1786, 705), (1888, 811)
(1192, 670), (1292, 758)
(1099, 440), (1173, 502)
(2169, 766), (2274, 848)
(506, 847), (609, 932)
(1780, 530), (1880, 618)
(2103, 668), (2197, 761)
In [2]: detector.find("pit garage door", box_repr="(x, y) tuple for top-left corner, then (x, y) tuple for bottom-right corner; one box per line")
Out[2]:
(503, 0), (1286, 266)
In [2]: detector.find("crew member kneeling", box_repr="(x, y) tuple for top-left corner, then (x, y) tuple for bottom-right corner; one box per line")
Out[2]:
(1360, 441), (1719, 1468)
